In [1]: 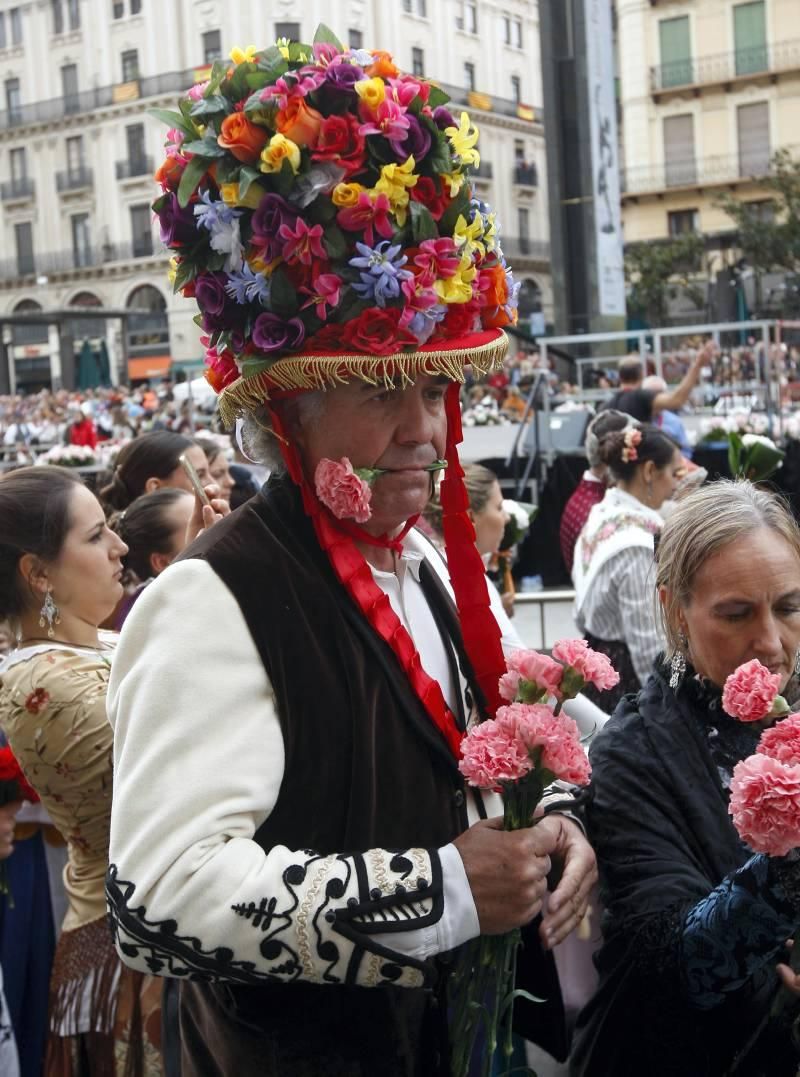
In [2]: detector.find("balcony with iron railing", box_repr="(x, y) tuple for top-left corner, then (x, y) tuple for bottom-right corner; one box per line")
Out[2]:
(0, 65), (542, 134)
(0, 240), (167, 283)
(500, 236), (550, 263)
(620, 147), (799, 197)
(513, 163), (538, 187)
(0, 176), (34, 201)
(56, 166), (93, 192)
(115, 155), (154, 180)
(651, 38), (800, 95)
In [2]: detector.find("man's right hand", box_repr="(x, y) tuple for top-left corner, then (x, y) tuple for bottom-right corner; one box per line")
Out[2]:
(453, 817), (552, 935)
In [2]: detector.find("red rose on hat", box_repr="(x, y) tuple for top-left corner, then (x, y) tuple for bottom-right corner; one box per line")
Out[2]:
(342, 308), (418, 356)
(312, 114), (366, 178)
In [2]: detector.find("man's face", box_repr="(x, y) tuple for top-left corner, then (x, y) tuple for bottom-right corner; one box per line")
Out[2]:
(292, 374), (450, 536)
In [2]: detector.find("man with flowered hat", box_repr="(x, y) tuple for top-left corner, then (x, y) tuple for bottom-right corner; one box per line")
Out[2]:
(107, 27), (596, 1074)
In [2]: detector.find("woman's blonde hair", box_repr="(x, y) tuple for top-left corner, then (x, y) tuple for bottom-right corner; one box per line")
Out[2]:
(423, 464), (498, 537)
(655, 480), (800, 656)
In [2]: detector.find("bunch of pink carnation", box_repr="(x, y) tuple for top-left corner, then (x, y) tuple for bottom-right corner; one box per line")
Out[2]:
(757, 714), (800, 765)
(722, 659), (786, 722)
(551, 638), (620, 693)
(458, 716), (533, 789)
(497, 703), (591, 786)
(729, 754), (800, 856)
(501, 649), (564, 703)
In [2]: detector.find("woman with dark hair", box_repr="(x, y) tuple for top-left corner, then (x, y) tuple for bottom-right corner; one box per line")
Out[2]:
(193, 438), (235, 504)
(110, 488), (195, 630)
(572, 423), (684, 708)
(0, 467), (164, 1075)
(98, 430), (210, 512)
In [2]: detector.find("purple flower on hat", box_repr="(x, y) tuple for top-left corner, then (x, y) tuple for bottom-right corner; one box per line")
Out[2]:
(432, 106), (456, 131)
(350, 240), (413, 308)
(250, 194), (298, 263)
(324, 62), (363, 99)
(159, 193), (196, 247)
(195, 272), (228, 317)
(252, 313), (306, 354)
(389, 114), (432, 162)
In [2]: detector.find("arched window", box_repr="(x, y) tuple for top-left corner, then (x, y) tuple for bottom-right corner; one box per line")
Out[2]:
(68, 290), (104, 340)
(518, 278), (543, 318)
(126, 284), (168, 354)
(11, 298), (48, 346)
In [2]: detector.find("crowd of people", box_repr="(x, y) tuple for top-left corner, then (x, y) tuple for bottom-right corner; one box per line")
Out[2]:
(4, 27), (800, 1077)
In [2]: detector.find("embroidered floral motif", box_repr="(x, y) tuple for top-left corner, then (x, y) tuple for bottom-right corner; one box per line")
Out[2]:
(24, 687), (49, 714)
(580, 514), (661, 572)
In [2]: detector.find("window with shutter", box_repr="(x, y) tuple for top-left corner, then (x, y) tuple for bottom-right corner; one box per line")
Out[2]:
(658, 16), (692, 89)
(737, 101), (770, 177)
(663, 114), (696, 186)
(734, 2), (767, 76)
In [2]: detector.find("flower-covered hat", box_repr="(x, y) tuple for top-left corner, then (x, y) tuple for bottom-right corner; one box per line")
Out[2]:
(152, 24), (518, 426)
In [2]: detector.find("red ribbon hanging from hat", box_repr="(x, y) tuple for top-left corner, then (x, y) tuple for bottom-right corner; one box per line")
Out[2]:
(439, 382), (506, 717)
(267, 401), (465, 761)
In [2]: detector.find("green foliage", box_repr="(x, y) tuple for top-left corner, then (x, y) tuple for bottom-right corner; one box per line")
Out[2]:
(727, 431), (785, 482)
(313, 24), (344, 51)
(624, 233), (706, 326)
(716, 149), (800, 279)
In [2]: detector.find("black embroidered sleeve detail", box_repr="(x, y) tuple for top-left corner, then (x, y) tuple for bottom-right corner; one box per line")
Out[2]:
(107, 845), (444, 989)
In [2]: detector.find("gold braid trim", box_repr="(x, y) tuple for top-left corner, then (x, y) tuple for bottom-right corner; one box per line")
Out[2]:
(217, 334), (508, 428)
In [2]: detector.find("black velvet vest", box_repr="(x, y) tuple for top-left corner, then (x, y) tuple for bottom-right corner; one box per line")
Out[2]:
(186, 475), (472, 854)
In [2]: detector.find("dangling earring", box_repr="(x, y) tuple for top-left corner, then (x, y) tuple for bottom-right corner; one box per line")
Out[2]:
(669, 632), (688, 689)
(39, 588), (61, 639)
(646, 480), (654, 506)
(794, 649), (800, 678)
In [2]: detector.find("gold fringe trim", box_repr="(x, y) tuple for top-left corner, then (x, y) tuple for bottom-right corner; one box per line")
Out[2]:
(218, 335), (508, 428)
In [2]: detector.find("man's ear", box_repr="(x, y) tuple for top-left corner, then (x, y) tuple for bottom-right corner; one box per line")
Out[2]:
(144, 477), (161, 493)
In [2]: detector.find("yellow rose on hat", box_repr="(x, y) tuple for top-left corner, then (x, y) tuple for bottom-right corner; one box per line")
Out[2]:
(259, 133), (301, 175)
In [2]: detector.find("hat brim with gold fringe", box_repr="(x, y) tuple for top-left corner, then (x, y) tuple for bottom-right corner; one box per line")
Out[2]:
(150, 24), (519, 426)
(218, 327), (507, 426)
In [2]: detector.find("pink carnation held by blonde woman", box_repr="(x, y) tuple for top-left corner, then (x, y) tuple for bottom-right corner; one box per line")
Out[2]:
(721, 658), (788, 723)
(729, 753), (800, 857)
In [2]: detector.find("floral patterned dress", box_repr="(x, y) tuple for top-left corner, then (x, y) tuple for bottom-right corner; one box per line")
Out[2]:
(0, 643), (162, 1077)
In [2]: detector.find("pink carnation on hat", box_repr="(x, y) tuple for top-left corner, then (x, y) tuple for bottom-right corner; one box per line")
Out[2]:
(506, 649), (564, 701)
(722, 659), (783, 722)
(757, 715), (800, 765)
(458, 716), (533, 789)
(729, 753), (800, 856)
(314, 457), (372, 523)
(551, 638), (620, 694)
(498, 703), (591, 786)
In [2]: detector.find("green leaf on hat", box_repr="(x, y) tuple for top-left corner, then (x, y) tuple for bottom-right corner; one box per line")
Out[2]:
(188, 94), (229, 119)
(270, 268), (300, 317)
(240, 358), (276, 379)
(205, 60), (230, 98)
(238, 166), (263, 201)
(426, 85), (451, 110)
(225, 62), (258, 102)
(271, 158), (296, 198)
(323, 224), (348, 261)
(245, 71), (272, 92)
(439, 185), (470, 234)
(213, 156), (240, 185)
(181, 136), (227, 158)
(409, 201), (438, 242)
(288, 41), (313, 63)
(256, 46), (289, 82)
(426, 136), (454, 177)
(173, 259), (198, 293)
(178, 154), (213, 208)
(148, 108), (196, 138)
(313, 24), (344, 51)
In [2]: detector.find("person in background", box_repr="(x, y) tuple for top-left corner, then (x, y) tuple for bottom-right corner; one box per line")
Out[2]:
(0, 467), (164, 1075)
(572, 482), (800, 1076)
(110, 489), (196, 630)
(98, 429), (210, 513)
(194, 437), (235, 504)
(601, 343), (712, 423)
(559, 410), (630, 576)
(572, 424), (683, 710)
(65, 403), (98, 450)
(641, 374), (693, 459)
